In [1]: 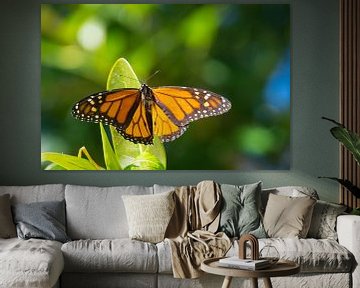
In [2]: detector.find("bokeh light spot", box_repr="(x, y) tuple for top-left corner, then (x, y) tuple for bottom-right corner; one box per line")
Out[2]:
(77, 19), (106, 51)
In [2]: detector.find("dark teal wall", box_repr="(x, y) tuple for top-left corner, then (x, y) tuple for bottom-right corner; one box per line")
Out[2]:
(0, 0), (340, 202)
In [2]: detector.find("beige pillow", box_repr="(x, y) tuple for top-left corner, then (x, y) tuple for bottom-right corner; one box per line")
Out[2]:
(263, 193), (316, 238)
(0, 194), (16, 238)
(122, 191), (175, 243)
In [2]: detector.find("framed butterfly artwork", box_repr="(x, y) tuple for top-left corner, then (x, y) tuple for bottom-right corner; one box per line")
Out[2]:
(41, 4), (290, 170)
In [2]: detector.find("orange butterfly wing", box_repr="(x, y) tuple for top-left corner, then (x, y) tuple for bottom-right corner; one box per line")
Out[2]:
(72, 89), (140, 129)
(151, 103), (188, 142)
(73, 88), (153, 144)
(117, 98), (153, 144)
(151, 86), (231, 127)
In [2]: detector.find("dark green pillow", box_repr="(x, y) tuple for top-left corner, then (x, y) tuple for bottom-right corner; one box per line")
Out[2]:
(12, 200), (70, 243)
(218, 182), (266, 238)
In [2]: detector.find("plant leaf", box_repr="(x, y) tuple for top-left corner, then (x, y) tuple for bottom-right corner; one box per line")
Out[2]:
(322, 117), (360, 165)
(106, 57), (141, 90)
(124, 151), (166, 170)
(41, 152), (103, 170)
(318, 176), (360, 198)
(111, 132), (166, 170)
(330, 126), (360, 165)
(100, 123), (122, 170)
(43, 163), (65, 170)
(105, 57), (166, 170)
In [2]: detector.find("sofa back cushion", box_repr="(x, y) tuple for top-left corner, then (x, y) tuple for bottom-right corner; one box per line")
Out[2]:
(261, 186), (319, 213)
(65, 185), (153, 239)
(0, 184), (65, 204)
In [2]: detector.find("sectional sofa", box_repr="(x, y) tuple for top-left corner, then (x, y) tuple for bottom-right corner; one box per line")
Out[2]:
(0, 183), (359, 288)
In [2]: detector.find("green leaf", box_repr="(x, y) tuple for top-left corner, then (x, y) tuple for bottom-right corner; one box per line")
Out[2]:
(125, 151), (166, 170)
(43, 163), (65, 170)
(41, 152), (103, 170)
(330, 126), (360, 165)
(105, 58), (167, 170)
(106, 57), (141, 90)
(100, 123), (122, 170)
(323, 117), (360, 165)
(318, 176), (360, 198)
(351, 208), (360, 215)
(111, 132), (166, 170)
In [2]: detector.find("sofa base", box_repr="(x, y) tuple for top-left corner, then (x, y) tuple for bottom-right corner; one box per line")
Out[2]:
(60, 272), (351, 288)
(60, 273), (157, 288)
(157, 272), (352, 288)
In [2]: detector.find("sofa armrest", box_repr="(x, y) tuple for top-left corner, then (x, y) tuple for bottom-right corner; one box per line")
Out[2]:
(337, 215), (360, 288)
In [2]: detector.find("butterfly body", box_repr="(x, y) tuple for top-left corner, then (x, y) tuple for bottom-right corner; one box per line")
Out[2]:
(72, 84), (231, 145)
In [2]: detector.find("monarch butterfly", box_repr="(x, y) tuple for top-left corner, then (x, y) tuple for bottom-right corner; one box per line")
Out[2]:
(72, 84), (231, 145)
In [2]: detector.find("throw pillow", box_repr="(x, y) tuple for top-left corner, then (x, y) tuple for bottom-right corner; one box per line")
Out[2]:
(218, 182), (267, 238)
(307, 200), (347, 240)
(0, 194), (16, 238)
(263, 193), (316, 238)
(122, 191), (175, 243)
(12, 200), (70, 243)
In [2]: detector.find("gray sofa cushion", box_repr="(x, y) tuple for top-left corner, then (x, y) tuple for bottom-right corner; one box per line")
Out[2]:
(62, 239), (158, 273)
(0, 238), (63, 288)
(157, 237), (353, 274)
(12, 200), (70, 243)
(0, 184), (65, 204)
(259, 238), (353, 273)
(65, 185), (153, 239)
(229, 238), (353, 273)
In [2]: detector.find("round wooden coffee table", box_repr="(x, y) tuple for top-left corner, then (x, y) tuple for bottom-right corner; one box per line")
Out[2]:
(201, 257), (300, 288)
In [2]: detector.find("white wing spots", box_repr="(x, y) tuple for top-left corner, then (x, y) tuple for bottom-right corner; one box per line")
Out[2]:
(160, 125), (188, 142)
(204, 93), (211, 100)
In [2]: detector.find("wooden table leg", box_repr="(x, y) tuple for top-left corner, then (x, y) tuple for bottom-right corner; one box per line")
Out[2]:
(222, 276), (233, 288)
(263, 277), (273, 288)
(251, 278), (258, 288)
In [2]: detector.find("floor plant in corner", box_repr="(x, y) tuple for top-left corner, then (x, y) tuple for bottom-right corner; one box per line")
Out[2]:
(320, 117), (360, 215)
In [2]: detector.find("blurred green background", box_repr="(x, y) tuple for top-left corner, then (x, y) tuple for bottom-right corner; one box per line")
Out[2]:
(41, 4), (290, 170)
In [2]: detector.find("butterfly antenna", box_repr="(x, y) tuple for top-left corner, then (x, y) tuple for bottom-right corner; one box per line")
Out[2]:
(145, 70), (160, 83)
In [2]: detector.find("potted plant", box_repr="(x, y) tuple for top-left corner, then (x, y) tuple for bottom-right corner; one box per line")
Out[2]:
(320, 117), (360, 215)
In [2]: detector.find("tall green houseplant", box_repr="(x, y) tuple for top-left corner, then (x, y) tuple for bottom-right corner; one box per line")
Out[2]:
(321, 117), (360, 214)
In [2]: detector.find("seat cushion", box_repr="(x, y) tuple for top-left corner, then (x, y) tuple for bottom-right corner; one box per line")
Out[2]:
(62, 239), (158, 273)
(228, 238), (354, 273)
(65, 185), (153, 239)
(157, 238), (353, 274)
(0, 238), (63, 288)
